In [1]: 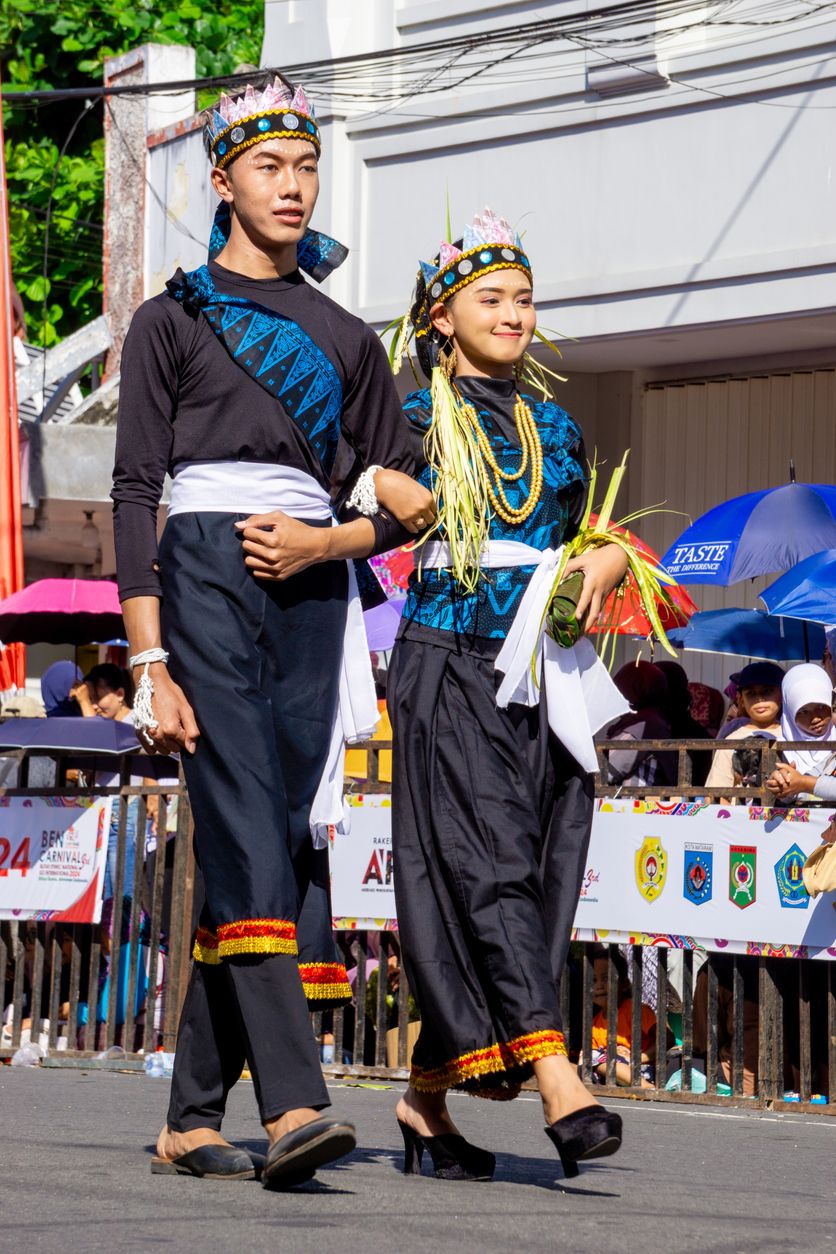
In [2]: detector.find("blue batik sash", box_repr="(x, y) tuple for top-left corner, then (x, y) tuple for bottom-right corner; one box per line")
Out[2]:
(167, 264), (344, 478)
(208, 201), (348, 283)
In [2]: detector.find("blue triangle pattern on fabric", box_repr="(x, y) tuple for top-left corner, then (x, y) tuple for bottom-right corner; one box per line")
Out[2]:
(234, 311), (278, 356)
(167, 265), (343, 475)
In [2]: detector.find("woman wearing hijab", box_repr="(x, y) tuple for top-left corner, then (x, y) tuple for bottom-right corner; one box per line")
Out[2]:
(655, 661), (712, 787)
(687, 682), (726, 739)
(604, 661), (677, 788)
(41, 661), (83, 717)
(767, 664), (836, 802)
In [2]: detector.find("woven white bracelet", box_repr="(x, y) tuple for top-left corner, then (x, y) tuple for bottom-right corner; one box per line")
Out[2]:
(129, 648), (169, 736)
(128, 648), (170, 669)
(347, 465), (382, 517)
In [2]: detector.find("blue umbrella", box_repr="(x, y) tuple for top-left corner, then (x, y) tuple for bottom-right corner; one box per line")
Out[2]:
(661, 482), (836, 584)
(666, 608), (825, 662)
(760, 550), (836, 625)
(0, 716), (141, 754)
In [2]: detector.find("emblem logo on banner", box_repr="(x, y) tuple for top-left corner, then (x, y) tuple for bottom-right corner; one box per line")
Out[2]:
(635, 837), (667, 901)
(683, 842), (713, 905)
(729, 845), (757, 909)
(774, 843), (809, 909)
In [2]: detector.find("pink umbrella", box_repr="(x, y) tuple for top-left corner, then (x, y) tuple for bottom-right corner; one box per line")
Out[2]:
(0, 579), (124, 645)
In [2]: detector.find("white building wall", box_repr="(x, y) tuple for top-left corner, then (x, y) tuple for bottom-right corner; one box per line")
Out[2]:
(257, 0), (836, 366)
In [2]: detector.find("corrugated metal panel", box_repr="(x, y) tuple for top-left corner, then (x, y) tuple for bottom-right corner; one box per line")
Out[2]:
(637, 370), (836, 693)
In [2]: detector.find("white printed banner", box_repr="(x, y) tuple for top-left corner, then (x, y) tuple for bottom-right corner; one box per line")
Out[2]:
(329, 794), (836, 956)
(0, 797), (111, 923)
(331, 795), (397, 928)
(574, 799), (836, 959)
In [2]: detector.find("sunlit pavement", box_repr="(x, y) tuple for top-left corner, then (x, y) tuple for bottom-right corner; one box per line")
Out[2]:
(1, 1067), (834, 1253)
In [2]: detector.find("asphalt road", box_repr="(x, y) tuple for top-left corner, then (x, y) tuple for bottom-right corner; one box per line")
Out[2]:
(1, 1066), (834, 1254)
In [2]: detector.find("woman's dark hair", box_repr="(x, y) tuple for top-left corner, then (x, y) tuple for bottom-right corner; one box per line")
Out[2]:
(410, 238), (465, 380)
(84, 663), (134, 708)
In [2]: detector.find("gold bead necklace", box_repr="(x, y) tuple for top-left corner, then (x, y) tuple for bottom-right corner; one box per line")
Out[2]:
(460, 392), (544, 525)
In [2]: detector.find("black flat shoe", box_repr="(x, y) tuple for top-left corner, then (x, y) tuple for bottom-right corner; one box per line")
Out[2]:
(262, 1117), (356, 1190)
(545, 1105), (623, 1179)
(397, 1119), (495, 1181)
(150, 1144), (257, 1180)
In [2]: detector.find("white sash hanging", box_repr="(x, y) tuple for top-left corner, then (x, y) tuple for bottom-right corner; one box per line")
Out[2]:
(422, 540), (629, 774)
(170, 461), (380, 846)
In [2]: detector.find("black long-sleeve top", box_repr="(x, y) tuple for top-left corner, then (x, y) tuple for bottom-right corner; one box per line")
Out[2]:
(111, 261), (413, 599)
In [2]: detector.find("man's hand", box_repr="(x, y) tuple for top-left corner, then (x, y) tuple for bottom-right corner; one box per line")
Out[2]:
(134, 664), (199, 756)
(563, 543), (629, 631)
(373, 469), (436, 534)
(235, 511), (331, 581)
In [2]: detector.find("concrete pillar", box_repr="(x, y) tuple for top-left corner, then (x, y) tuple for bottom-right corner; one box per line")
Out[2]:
(102, 44), (196, 375)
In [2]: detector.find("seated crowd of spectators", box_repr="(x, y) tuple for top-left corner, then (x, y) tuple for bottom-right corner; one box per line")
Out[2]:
(602, 655), (836, 801)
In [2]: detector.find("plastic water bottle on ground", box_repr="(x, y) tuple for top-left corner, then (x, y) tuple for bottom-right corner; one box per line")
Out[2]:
(11, 1042), (44, 1067)
(145, 1052), (175, 1077)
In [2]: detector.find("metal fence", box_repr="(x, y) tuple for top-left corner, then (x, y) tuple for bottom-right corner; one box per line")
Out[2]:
(1, 751), (194, 1060)
(2, 739), (835, 1115)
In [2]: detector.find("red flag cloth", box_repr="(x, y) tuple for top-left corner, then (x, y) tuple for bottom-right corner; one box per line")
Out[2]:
(0, 83), (26, 691)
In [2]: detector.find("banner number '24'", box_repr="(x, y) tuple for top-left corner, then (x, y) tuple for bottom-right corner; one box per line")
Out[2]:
(0, 838), (31, 876)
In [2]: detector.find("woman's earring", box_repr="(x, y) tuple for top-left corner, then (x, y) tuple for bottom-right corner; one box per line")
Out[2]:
(439, 344), (457, 380)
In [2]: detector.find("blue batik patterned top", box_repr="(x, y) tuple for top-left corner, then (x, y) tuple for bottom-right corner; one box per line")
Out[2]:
(399, 376), (588, 648)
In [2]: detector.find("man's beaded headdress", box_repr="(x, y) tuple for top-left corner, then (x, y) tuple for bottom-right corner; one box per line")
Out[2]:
(205, 78), (320, 171)
(203, 77), (346, 284)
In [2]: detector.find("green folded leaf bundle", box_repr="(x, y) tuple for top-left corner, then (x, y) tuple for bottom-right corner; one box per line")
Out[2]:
(542, 451), (680, 666)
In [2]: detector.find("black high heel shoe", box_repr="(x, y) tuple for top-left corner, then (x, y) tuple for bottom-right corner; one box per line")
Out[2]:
(397, 1119), (496, 1181)
(544, 1105), (622, 1179)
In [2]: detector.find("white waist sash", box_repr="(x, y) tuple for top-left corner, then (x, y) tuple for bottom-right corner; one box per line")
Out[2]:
(421, 541), (629, 773)
(169, 461), (336, 519)
(170, 461), (380, 846)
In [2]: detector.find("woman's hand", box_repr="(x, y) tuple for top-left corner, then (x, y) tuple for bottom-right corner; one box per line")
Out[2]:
(766, 762), (813, 800)
(236, 511), (331, 580)
(134, 664), (199, 756)
(562, 543), (629, 631)
(373, 469), (436, 535)
(69, 680), (96, 717)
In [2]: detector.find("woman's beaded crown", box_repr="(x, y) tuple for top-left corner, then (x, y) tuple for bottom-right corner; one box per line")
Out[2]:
(205, 78), (320, 170)
(418, 208), (531, 312)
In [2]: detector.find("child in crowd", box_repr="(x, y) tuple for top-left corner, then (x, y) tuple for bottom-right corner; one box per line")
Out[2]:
(586, 949), (656, 1088)
(767, 663), (836, 802)
(704, 661), (784, 793)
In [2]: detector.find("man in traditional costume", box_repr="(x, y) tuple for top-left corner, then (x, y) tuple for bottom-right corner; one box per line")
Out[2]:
(112, 75), (430, 1186)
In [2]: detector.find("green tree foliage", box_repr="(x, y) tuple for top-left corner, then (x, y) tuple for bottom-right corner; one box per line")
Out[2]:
(1, 0), (264, 345)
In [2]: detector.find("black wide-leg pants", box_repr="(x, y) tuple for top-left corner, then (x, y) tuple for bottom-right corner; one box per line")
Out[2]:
(159, 513), (347, 1127)
(389, 635), (594, 1100)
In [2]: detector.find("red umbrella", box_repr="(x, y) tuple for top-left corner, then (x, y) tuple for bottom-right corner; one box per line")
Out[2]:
(586, 516), (697, 638)
(0, 578), (124, 646)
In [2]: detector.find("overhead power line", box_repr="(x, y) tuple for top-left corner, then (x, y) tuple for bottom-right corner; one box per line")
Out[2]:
(4, 0), (827, 105)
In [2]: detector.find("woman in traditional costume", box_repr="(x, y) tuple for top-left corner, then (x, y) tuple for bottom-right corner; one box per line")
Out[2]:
(381, 210), (635, 1181)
